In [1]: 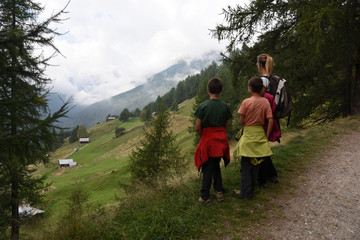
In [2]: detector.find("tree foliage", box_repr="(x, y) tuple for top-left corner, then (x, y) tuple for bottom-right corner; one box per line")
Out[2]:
(115, 127), (125, 138)
(0, 1), (70, 239)
(119, 108), (130, 122)
(212, 0), (360, 125)
(139, 106), (152, 122)
(69, 125), (79, 143)
(134, 108), (141, 117)
(129, 105), (185, 183)
(77, 125), (89, 138)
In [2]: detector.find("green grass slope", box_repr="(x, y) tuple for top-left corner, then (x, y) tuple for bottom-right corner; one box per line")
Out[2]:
(25, 110), (360, 239)
(35, 99), (195, 222)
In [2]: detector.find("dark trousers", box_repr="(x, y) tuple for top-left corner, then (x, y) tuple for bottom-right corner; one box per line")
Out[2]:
(258, 156), (278, 185)
(240, 157), (259, 199)
(200, 157), (222, 200)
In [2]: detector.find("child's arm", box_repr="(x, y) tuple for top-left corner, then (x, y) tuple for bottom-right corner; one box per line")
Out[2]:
(266, 117), (274, 140)
(225, 120), (229, 131)
(239, 115), (245, 125)
(195, 118), (202, 136)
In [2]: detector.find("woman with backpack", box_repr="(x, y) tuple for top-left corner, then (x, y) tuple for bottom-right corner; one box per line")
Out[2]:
(256, 53), (280, 186)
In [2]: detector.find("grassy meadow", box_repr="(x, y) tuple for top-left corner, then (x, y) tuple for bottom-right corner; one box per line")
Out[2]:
(28, 99), (195, 224)
(21, 99), (360, 239)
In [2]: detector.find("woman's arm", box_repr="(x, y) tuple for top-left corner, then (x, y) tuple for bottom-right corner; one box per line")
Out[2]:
(266, 117), (274, 140)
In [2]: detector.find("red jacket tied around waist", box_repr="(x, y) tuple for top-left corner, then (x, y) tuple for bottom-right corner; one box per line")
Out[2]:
(194, 127), (230, 171)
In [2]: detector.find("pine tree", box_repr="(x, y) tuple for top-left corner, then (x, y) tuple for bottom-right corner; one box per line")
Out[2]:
(174, 81), (187, 105)
(134, 108), (141, 117)
(139, 106), (152, 122)
(0, 1), (70, 239)
(129, 105), (185, 182)
(162, 87), (176, 108)
(170, 101), (179, 112)
(119, 108), (130, 122)
(69, 125), (79, 143)
(77, 125), (89, 138)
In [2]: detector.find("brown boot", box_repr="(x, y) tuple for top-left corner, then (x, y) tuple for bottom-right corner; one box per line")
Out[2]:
(213, 191), (224, 202)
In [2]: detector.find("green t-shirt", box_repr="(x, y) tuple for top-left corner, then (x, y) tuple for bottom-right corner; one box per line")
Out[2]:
(194, 99), (232, 128)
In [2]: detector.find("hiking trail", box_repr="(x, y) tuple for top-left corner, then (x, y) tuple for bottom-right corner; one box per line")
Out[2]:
(267, 129), (360, 239)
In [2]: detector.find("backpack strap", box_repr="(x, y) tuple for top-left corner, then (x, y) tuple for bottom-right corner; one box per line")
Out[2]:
(274, 78), (285, 105)
(287, 111), (292, 127)
(268, 75), (280, 97)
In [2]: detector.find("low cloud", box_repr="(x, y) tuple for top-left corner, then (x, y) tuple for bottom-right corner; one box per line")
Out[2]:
(39, 0), (244, 105)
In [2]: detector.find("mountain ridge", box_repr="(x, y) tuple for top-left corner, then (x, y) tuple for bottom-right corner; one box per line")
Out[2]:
(54, 51), (220, 129)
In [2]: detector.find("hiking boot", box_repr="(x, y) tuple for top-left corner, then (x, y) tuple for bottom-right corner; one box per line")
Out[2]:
(231, 189), (252, 200)
(213, 191), (224, 202)
(198, 196), (211, 206)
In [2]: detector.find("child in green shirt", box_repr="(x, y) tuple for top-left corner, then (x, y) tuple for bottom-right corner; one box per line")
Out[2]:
(194, 78), (232, 205)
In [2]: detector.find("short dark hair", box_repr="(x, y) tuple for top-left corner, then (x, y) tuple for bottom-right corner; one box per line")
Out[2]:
(248, 77), (263, 94)
(208, 78), (222, 94)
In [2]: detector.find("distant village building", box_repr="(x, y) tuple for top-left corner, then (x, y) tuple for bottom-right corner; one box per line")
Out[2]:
(19, 203), (45, 217)
(79, 137), (90, 143)
(107, 116), (116, 121)
(152, 112), (157, 117)
(58, 159), (77, 168)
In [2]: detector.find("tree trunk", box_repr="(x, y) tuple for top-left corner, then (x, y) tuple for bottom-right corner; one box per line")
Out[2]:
(343, 64), (353, 116)
(353, 47), (360, 114)
(10, 1), (20, 238)
(10, 78), (20, 240)
(10, 178), (19, 240)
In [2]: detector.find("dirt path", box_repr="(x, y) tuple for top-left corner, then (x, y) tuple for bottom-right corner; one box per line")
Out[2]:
(267, 130), (360, 239)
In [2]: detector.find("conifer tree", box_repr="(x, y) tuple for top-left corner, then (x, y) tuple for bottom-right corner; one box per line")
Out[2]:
(77, 125), (89, 138)
(162, 87), (176, 108)
(212, 0), (360, 123)
(0, 1), (70, 239)
(120, 108), (130, 122)
(174, 81), (187, 105)
(69, 125), (79, 143)
(170, 101), (179, 112)
(134, 108), (141, 117)
(139, 106), (152, 122)
(129, 105), (184, 182)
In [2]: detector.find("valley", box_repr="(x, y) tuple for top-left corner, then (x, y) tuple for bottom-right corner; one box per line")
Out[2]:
(37, 98), (196, 222)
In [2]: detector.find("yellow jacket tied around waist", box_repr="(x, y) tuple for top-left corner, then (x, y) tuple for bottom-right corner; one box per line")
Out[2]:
(233, 125), (272, 164)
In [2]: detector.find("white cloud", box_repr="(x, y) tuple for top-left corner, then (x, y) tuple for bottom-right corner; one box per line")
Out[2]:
(39, 0), (247, 105)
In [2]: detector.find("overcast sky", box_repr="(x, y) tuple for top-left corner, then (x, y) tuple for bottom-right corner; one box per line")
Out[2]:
(39, 0), (248, 105)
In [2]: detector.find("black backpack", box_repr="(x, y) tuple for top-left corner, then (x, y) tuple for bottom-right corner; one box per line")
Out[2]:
(268, 75), (293, 124)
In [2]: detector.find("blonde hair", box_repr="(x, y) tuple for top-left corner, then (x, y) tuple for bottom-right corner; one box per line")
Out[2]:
(257, 54), (274, 76)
